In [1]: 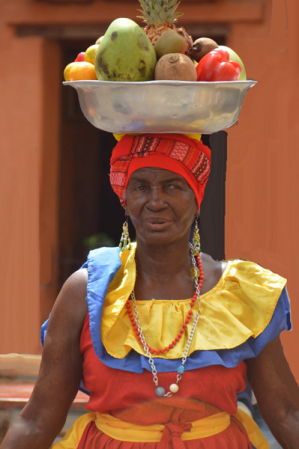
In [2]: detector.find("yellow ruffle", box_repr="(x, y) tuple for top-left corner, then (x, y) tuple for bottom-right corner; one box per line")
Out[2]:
(101, 244), (286, 359)
(113, 133), (202, 142)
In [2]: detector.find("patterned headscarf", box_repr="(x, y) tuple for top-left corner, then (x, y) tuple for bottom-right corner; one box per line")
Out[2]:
(110, 133), (211, 210)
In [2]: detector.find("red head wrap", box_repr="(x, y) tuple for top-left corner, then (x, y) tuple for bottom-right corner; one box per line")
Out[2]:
(110, 134), (211, 210)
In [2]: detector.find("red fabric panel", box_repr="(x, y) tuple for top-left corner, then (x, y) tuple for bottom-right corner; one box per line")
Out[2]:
(80, 314), (247, 418)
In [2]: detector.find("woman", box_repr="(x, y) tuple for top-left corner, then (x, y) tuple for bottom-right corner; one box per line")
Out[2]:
(1, 133), (299, 449)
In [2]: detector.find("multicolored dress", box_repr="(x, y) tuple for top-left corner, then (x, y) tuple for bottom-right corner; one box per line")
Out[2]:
(42, 244), (291, 449)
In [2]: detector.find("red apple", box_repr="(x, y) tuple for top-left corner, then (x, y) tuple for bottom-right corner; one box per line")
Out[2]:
(75, 52), (85, 62)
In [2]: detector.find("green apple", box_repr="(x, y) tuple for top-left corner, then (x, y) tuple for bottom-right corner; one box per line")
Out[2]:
(218, 45), (246, 80)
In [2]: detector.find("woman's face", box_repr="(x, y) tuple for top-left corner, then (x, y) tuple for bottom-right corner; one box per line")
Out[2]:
(125, 167), (198, 246)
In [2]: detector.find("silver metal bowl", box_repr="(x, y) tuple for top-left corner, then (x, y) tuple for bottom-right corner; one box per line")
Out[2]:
(64, 79), (257, 134)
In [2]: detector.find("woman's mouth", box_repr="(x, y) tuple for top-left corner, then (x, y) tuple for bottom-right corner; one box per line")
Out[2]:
(144, 218), (171, 231)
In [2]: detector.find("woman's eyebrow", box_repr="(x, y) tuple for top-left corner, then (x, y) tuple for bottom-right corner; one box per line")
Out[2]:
(129, 175), (185, 184)
(163, 177), (184, 183)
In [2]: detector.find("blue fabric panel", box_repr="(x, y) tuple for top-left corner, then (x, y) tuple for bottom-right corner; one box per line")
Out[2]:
(83, 247), (121, 360)
(41, 319), (48, 346)
(40, 247), (121, 348)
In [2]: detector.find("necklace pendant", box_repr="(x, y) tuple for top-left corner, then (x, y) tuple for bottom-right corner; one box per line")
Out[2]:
(169, 384), (179, 393)
(190, 266), (200, 279)
(177, 365), (185, 374)
(155, 386), (165, 397)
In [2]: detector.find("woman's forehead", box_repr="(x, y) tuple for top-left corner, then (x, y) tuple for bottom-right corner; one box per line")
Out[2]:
(129, 167), (186, 182)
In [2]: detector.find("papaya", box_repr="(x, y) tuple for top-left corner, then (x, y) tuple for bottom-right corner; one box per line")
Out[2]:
(95, 18), (157, 82)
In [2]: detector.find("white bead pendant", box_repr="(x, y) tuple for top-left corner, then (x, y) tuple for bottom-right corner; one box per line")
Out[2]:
(169, 383), (179, 394)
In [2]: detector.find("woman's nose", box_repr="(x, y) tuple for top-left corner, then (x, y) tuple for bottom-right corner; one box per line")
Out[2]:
(146, 187), (167, 210)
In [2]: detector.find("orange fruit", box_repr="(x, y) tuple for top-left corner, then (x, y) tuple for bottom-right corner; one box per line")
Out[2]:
(84, 45), (99, 65)
(64, 62), (77, 81)
(69, 62), (97, 81)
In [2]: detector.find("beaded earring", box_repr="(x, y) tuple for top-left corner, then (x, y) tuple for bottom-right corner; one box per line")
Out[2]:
(119, 217), (132, 251)
(190, 218), (201, 279)
(192, 217), (201, 255)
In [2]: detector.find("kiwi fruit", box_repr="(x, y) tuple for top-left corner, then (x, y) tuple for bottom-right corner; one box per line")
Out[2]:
(191, 37), (218, 62)
(155, 30), (188, 59)
(155, 53), (197, 81)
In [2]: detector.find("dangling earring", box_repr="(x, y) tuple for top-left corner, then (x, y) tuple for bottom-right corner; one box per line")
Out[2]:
(192, 217), (201, 256)
(119, 217), (132, 251)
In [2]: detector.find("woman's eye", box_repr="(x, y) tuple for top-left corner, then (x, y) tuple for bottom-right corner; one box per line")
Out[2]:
(166, 184), (179, 190)
(134, 184), (146, 191)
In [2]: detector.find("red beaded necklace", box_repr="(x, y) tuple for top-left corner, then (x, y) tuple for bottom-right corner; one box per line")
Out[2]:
(126, 252), (204, 355)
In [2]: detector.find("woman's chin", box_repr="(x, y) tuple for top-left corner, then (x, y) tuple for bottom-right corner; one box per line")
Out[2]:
(137, 229), (188, 247)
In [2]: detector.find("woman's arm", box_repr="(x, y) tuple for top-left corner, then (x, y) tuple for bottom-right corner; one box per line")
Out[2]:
(247, 337), (299, 449)
(0, 268), (88, 449)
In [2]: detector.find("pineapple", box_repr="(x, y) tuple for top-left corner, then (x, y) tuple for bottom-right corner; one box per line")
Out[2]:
(137, 0), (193, 56)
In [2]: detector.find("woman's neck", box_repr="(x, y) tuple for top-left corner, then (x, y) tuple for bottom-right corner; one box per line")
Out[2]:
(134, 237), (192, 283)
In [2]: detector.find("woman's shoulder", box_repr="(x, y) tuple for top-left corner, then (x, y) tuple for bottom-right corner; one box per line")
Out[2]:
(224, 257), (287, 289)
(202, 252), (286, 283)
(200, 253), (286, 301)
(42, 269), (88, 342)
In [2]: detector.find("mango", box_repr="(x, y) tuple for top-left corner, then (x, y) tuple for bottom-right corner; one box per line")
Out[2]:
(95, 18), (157, 82)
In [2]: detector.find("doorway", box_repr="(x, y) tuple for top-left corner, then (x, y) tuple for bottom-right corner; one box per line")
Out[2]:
(58, 35), (227, 288)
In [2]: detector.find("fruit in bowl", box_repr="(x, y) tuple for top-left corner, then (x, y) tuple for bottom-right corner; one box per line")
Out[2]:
(153, 29), (188, 59)
(75, 52), (85, 62)
(191, 38), (218, 62)
(218, 45), (246, 80)
(155, 53), (197, 81)
(62, 0), (247, 83)
(64, 62), (97, 81)
(137, 0), (193, 56)
(84, 45), (99, 65)
(94, 18), (157, 81)
(196, 48), (242, 82)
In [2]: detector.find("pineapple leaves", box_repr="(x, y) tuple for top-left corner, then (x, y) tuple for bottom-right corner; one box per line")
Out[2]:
(137, 0), (182, 25)
(166, 4), (182, 22)
(153, 2), (162, 13)
(167, 0), (179, 9)
(150, 9), (164, 22)
(153, 3), (168, 21)
(167, 9), (182, 20)
(138, 0), (152, 13)
(137, 11), (152, 22)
